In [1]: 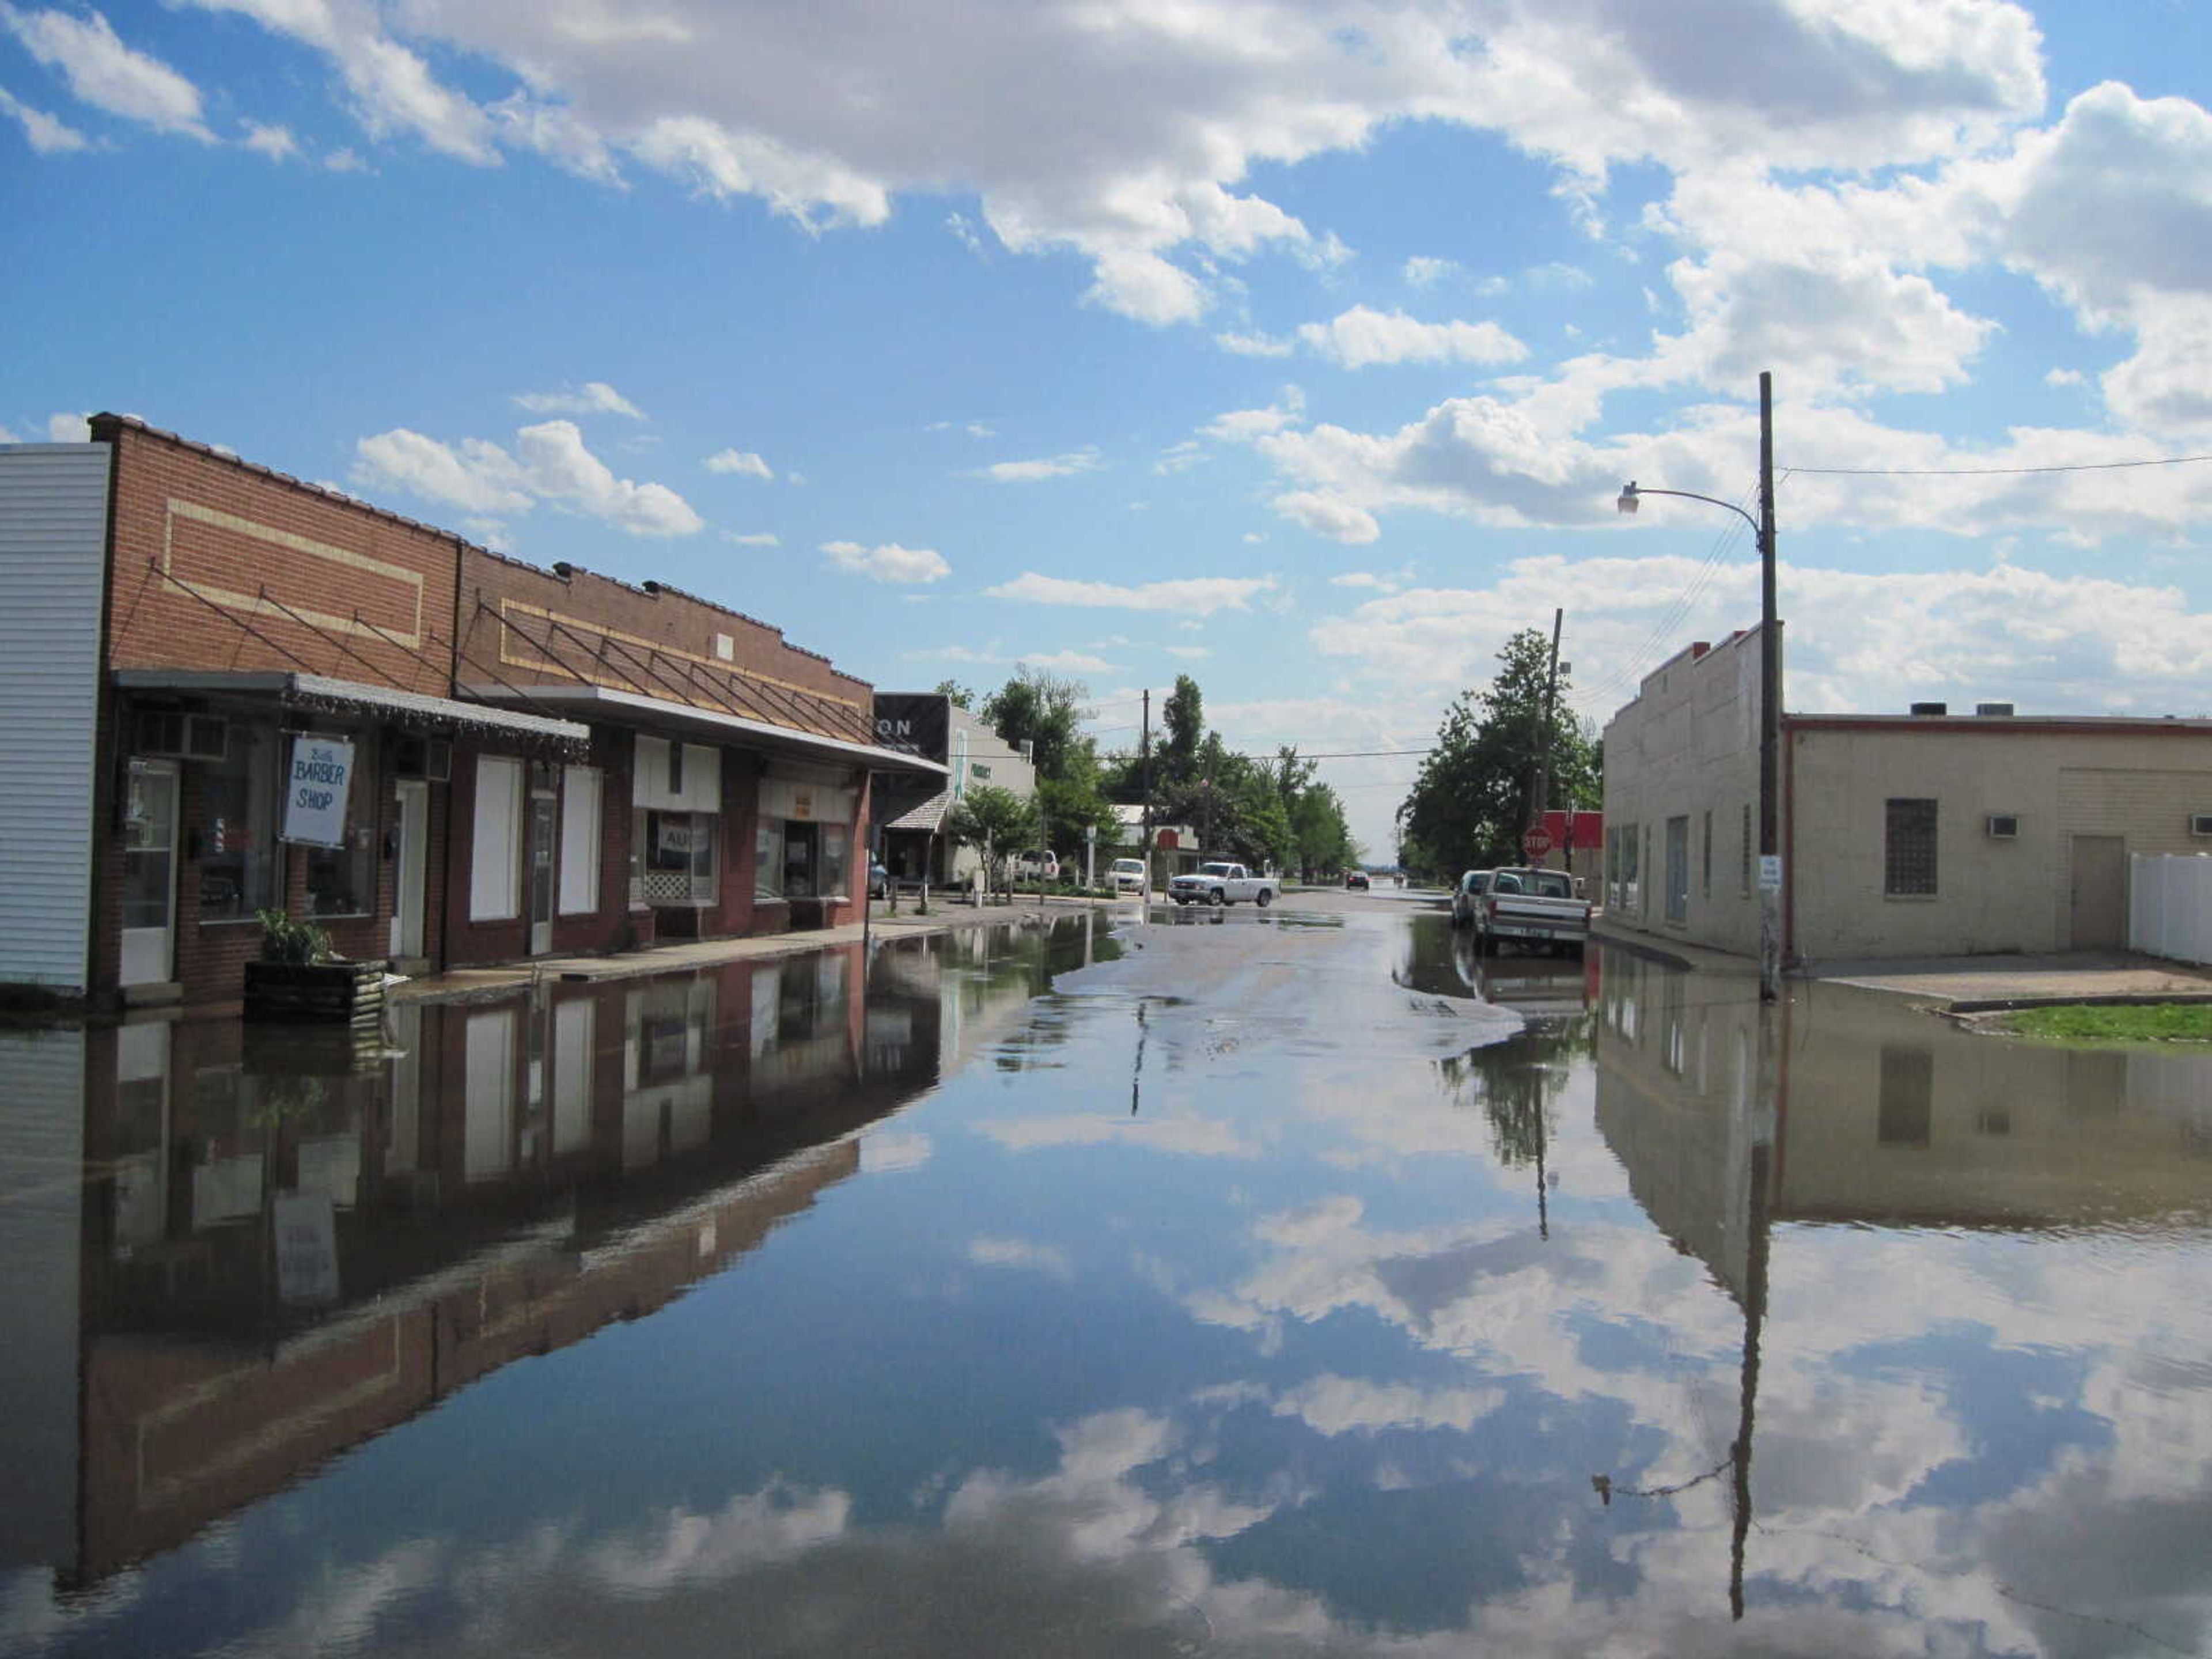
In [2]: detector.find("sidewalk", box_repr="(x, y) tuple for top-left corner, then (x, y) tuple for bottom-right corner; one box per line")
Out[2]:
(1804, 950), (2212, 1011)
(389, 891), (1134, 1005)
(1592, 917), (2212, 1009)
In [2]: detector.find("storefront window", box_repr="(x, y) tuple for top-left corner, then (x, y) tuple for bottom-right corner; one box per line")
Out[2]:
(198, 723), (280, 921)
(821, 825), (849, 899)
(304, 733), (376, 918)
(756, 816), (783, 900)
(639, 808), (714, 903)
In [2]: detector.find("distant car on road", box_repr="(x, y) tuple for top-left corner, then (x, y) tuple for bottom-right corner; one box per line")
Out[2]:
(1344, 869), (1370, 890)
(1449, 869), (1492, 927)
(1109, 857), (1147, 893)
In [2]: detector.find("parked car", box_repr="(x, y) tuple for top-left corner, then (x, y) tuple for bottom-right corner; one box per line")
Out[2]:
(1344, 869), (1370, 890)
(868, 862), (891, 899)
(1169, 861), (1276, 907)
(1470, 866), (1590, 958)
(1449, 869), (1492, 927)
(1109, 857), (1147, 893)
(1010, 850), (1061, 882)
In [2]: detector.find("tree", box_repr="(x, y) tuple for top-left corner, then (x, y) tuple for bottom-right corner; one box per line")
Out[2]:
(1396, 628), (1599, 880)
(983, 667), (1088, 782)
(1160, 674), (1204, 787)
(933, 679), (976, 711)
(944, 785), (1041, 892)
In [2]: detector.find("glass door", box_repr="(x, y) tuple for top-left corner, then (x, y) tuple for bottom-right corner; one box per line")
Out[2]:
(120, 761), (180, 986)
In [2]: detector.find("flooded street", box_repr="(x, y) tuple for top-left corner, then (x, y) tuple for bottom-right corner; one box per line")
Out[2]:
(4, 898), (2210, 1657)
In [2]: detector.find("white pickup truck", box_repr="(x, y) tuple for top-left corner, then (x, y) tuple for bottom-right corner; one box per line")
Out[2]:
(1470, 866), (1590, 959)
(1169, 861), (1277, 908)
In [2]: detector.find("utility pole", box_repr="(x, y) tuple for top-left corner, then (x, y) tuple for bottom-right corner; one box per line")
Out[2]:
(1531, 607), (1563, 868)
(1139, 688), (1153, 910)
(1757, 370), (1781, 1005)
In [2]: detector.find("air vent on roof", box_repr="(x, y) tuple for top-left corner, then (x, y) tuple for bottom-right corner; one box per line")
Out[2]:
(1986, 814), (2019, 839)
(1975, 702), (2015, 717)
(1910, 702), (1948, 716)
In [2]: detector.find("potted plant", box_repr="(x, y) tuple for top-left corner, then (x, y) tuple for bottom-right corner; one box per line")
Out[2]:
(243, 908), (387, 1025)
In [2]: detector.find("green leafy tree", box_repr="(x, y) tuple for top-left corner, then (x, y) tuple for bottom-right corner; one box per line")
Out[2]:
(1160, 674), (1204, 788)
(933, 679), (976, 711)
(944, 784), (1041, 892)
(1396, 628), (1599, 880)
(983, 667), (1089, 782)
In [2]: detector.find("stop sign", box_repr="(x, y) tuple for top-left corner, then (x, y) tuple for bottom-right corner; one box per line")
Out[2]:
(1521, 827), (1554, 858)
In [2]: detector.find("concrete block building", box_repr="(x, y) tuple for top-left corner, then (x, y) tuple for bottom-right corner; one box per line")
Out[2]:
(1601, 623), (2212, 964)
(0, 416), (935, 1010)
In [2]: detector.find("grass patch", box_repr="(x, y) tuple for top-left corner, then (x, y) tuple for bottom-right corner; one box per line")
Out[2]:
(1997, 1003), (2212, 1044)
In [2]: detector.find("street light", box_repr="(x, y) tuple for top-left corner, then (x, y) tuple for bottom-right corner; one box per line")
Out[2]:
(1615, 371), (1782, 1004)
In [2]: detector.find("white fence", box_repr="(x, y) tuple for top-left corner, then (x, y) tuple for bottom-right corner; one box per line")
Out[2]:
(2128, 853), (2212, 965)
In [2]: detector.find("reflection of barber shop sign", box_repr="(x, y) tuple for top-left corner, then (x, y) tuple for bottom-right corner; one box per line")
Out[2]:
(656, 817), (693, 858)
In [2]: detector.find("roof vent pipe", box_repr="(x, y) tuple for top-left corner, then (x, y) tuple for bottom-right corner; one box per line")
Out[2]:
(1910, 702), (1948, 716)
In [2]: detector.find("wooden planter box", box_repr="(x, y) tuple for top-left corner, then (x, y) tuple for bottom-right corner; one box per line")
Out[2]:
(243, 959), (388, 1026)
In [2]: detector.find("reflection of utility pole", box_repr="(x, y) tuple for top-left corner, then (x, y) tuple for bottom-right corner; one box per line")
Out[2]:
(1729, 1140), (1771, 1620)
(1534, 1095), (1550, 1241)
(1130, 999), (1150, 1115)
(1140, 689), (1153, 915)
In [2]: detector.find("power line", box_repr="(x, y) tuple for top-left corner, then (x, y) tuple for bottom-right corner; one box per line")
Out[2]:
(1787, 452), (2212, 477)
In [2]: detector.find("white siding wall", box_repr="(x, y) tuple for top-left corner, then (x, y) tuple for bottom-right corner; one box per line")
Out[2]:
(0, 445), (111, 990)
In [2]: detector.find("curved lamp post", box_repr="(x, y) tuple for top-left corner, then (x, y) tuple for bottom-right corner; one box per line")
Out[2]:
(1615, 371), (1781, 1003)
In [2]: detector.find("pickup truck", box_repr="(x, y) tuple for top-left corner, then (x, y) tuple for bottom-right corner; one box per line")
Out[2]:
(1169, 861), (1276, 908)
(1470, 866), (1590, 958)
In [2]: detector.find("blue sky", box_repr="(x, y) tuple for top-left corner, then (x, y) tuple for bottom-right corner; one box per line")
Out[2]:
(5, 0), (2211, 855)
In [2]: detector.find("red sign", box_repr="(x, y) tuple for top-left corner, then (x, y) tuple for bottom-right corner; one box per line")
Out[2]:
(1522, 827), (1554, 857)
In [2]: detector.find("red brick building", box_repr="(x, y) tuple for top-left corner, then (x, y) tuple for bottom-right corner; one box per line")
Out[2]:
(0, 417), (934, 1010)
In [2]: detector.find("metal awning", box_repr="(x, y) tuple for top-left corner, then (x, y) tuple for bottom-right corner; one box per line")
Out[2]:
(459, 681), (948, 778)
(880, 788), (953, 834)
(115, 670), (591, 751)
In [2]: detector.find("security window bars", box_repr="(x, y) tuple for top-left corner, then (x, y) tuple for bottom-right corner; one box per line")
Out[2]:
(1885, 798), (1939, 896)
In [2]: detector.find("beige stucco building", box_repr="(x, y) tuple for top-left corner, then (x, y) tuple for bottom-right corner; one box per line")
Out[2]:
(1602, 625), (2212, 964)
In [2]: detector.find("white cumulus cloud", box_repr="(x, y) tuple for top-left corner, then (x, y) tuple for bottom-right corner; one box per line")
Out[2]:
(2, 5), (213, 140)
(704, 448), (775, 479)
(352, 420), (703, 537)
(983, 573), (1275, 616)
(513, 381), (644, 419)
(0, 84), (88, 151)
(975, 449), (1102, 483)
(821, 540), (951, 584)
(1295, 305), (1529, 370)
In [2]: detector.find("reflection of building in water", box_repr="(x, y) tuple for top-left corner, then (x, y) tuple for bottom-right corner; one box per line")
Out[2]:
(0, 929), (1041, 1586)
(1597, 954), (2212, 1298)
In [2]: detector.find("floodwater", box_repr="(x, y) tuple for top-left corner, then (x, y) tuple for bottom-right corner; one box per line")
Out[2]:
(3, 901), (2210, 1657)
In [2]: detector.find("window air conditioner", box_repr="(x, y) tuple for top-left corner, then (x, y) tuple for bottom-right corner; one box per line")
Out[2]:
(395, 734), (453, 781)
(2191, 813), (2212, 838)
(137, 711), (228, 760)
(1986, 814), (2019, 839)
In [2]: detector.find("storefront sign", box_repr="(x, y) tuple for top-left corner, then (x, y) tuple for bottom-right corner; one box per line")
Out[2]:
(791, 787), (814, 821)
(282, 736), (354, 849)
(873, 693), (951, 760)
(657, 815), (694, 858)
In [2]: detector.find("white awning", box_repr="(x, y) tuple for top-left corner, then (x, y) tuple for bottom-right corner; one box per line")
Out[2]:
(115, 670), (590, 749)
(459, 681), (948, 778)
